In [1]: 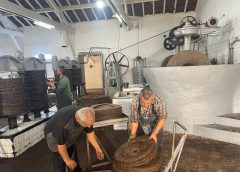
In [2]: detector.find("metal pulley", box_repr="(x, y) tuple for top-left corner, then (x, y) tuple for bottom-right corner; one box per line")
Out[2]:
(164, 16), (198, 51)
(169, 26), (185, 46)
(164, 37), (176, 50)
(180, 16), (198, 26)
(105, 52), (129, 76)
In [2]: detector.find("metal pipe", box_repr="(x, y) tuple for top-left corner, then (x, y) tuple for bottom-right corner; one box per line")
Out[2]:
(228, 37), (240, 64)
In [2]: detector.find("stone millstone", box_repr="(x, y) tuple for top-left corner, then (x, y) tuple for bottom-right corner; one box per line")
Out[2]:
(113, 136), (161, 172)
(161, 55), (174, 67)
(91, 103), (122, 121)
(77, 95), (111, 107)
(167, 50), (211, 67)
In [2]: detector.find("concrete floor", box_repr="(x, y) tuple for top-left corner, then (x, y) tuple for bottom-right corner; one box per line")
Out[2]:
(0, 125), (240, 172)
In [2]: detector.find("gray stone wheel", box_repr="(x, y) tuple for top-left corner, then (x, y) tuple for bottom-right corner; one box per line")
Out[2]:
(161, 55), (174, 67)
(167, 50), (211, 67)
(114, 136), (156, 164)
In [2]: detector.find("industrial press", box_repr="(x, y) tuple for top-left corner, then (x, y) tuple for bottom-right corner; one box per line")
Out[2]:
(0, 54), (56, 158)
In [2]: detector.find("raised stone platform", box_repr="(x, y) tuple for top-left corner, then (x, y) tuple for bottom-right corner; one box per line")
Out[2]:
(0, 106), (57, 158)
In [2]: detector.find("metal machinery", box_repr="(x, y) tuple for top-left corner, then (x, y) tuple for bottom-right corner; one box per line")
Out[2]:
(23, 56), (48, 118)
(133, 56), (146, 84)
(164, 16), (219, 51)
(0, 55), (26, 129)
(104, 52), (129, 94)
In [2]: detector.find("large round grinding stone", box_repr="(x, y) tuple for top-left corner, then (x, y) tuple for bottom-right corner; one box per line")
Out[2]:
(167, 50), (211, 67)
(113, 136), (160, 172)
(161, 55), (174, 67)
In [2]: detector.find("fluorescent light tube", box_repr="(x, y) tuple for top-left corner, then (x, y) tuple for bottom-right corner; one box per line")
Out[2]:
(33, 21), (55, 29)
(115, 13), (123, 23)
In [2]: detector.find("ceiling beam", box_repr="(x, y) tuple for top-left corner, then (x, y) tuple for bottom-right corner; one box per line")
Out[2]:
(174, 0), (177, 13)
(153, 0), (155, 15)
(73, 10), (81, 22)
(184, 0), (189, 12)
(86, 0), (98, 21)
(7, 0), (158, 14)
(47, 0), (75, 58)
(0, 0), (75, 33)
(142, 2), (145, 16)
(102, 8), (107, 20)
(0, 28), (23, 37)
(82, 9), (89, 21)
(132, 3), (135, 16)
(25, 0), (35, 10)
(163, 0), (166, 13)
(106, 0), (133, 27)
(35, 0), (44, 8)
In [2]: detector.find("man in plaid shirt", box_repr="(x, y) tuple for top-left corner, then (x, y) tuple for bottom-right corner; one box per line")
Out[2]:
(129, 87), (167, 146)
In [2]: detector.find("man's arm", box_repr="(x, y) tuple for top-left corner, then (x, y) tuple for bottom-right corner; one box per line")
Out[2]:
(57, 144), (77, 170)
(87, 132), (104, 160)
(55, 80), (67, 94)
(129, 98), (139, 139)
(130, 122), (138, 137)
(149, 119), (166, 143)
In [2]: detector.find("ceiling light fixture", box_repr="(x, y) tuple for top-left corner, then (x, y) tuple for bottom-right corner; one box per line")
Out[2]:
(96, 1), (104, 8)
(33, 21), (55, 29)
(115, 13), (123, 23)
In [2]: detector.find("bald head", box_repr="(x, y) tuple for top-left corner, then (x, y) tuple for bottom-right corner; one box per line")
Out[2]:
(75, 107), (95, 128)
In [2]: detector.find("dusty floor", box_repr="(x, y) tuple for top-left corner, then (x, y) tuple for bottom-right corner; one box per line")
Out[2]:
(0, 125), (240, 172)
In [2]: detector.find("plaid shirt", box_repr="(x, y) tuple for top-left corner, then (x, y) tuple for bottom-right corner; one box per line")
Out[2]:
(130, 93), (168, 123)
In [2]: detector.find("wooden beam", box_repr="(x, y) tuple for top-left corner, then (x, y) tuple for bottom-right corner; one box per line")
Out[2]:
(142, 2), (145, 16)
(184, 0), (189, 12)
(0, 28), (23, 37)
(163, 0), (166, 13)
(174, 0), (177, 13)
(132, 3), (135, 16)
(153, 0), (155, 15)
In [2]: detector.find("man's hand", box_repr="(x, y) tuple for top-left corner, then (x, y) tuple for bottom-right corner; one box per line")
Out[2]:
(149, 133), (158, 143)
(66, 159), (77, 170)
(128, 135), (136, 141)
(96, 148), (104, 160)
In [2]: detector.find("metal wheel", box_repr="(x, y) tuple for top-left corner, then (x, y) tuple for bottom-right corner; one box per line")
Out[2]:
(164, 37), (176, 50)
(180, 16), (198, 26)
(169, 26), (185, 46)
(105, 52), (129, 76)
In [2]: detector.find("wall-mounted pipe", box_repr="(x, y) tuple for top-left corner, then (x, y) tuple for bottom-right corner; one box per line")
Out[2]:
(228, 37), (240, 64)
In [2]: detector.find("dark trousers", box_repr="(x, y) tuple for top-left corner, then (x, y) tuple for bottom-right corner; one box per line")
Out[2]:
(137, 123), (164, 147)
(52, 145), (82, 172)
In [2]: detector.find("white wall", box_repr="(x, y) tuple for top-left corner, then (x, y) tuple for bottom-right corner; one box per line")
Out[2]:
(0, 14), (23, 56)
(196, 0), (240, 64)
(72, 12), (195, 83)
(0, 12), (194, 82)
(196, 0), (240, 114)
(0, 35), (22, 56)
(144, 65), (240, 134)
(22, 26), (69, 58)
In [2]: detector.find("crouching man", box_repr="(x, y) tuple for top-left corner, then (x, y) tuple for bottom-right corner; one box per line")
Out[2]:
(44, 105), (104, 172)
(129, 87), (168, 146)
